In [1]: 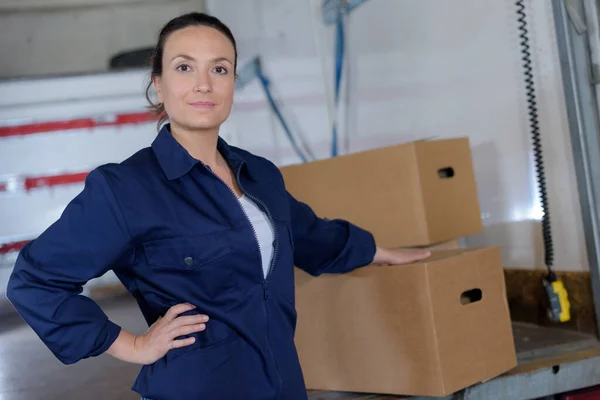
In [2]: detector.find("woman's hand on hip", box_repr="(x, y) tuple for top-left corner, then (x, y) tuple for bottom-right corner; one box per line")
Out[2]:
(132, 302), (209, 365)
(106, 303), (208, 365)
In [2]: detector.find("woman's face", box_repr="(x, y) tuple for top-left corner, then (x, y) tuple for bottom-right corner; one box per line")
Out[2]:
(154, 25), (236, 133)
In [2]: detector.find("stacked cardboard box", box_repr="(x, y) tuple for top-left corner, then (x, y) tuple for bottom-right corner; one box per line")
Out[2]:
(280, 137), (482, 248)
(279, 137), (517, 397)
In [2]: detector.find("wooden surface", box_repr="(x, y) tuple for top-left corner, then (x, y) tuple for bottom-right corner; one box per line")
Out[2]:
(506, 348), (600, 376)
(504, 269), (598, 337)
(307, 391), (403, 399)
(304, 322), (600, 399)
(513, 322), (600, 361)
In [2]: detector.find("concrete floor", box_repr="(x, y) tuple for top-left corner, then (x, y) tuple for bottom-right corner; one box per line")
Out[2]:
(0, 296), (146, 400)
(1, 295), (418, 399)
(2, 295), (599, 400)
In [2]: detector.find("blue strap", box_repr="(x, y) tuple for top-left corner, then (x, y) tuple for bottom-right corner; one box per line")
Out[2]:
(331, 16), (345, 157)
(235, 58), (309, 163)
(256, 65), (309, 163)
(322, 0), (370, 25)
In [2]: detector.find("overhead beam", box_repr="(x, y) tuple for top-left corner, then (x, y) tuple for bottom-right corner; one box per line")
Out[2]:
(0, 0), (189, 13)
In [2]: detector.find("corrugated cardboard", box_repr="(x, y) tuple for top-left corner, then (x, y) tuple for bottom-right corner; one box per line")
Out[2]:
(294, 247), (517, 397)
(280, 137), (483, 248)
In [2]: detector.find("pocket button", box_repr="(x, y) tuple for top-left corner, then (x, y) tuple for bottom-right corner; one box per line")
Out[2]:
(184, 256), (194, 266)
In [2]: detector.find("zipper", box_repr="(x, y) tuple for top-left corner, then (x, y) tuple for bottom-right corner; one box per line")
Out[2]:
(201, 161), (284, 395)
(262, 279), (283, 395)
(200, 163), (263, 269)
(234, 164), (284, 396)
(234, 166), (280, 281)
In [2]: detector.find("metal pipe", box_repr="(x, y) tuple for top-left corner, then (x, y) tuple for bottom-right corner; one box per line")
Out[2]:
(582, 0), (600, 123)
(552, 0), (600, 336)
(308, 0), (336, 154)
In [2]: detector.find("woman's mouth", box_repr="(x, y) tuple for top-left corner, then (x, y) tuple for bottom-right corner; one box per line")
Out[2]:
(190, 101), (215, 109)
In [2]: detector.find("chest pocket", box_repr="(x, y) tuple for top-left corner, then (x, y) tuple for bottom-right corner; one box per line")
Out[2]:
(143, 231), (231, 270)
(142, 231), (236, 302)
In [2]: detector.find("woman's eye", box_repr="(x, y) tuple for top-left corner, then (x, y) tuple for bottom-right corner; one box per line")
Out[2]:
(214, 66), (228, 74)
(176, 64), (191, 72)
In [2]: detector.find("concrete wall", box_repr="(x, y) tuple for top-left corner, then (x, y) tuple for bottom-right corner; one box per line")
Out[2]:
(0, 0), (205, 79)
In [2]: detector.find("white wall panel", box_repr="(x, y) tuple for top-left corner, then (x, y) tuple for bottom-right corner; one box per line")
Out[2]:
(0, 124), (157, 177)
(0, 1), (205, 79)
(0, 1), (590, 307)
(207, 0), (588, 271)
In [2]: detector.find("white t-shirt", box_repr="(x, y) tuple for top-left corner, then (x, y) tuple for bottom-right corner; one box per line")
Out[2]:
(238, 195), (275, 278)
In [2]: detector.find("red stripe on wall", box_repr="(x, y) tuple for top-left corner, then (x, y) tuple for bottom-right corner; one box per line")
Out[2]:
(0, 240), (30, 255)
(0, 173), (91, 253)
(0, 171), (89, 193)
(0, 111), (158, 138)
(24, 172), (89, 191)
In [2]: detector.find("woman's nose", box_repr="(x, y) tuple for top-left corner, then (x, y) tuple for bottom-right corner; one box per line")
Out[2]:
(193, 71), (212, 93)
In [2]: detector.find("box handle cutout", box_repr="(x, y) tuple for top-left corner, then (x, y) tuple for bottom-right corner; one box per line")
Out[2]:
(460, 288), (482, 305)
(438, 167), (455, 179)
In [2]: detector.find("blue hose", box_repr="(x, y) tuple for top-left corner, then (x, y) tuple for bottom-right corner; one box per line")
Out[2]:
(331, 17), (345, 157)
(256, 67), (309, 163)
(323, 0), (369, 157)
(236, 57), (309, 163)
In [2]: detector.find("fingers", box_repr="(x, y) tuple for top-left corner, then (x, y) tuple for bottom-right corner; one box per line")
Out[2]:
(169, 314), (209, 329)
(163, 302), (196, 322)
(403, 250), (430, 263)
(378, 248), (432, 266)
(415, 251), (432, 262)
(170, 323), (207, 339)
(170, 336), (196, 349)
(167, 314), (208, 339)
(167, 315), (207, 352)
(161, 303), (210, 353)
(415, 249), (432, 258)
(163, 304), (209, 339)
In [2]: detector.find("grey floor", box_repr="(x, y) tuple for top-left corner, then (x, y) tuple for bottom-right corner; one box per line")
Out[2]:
(0, 295), (146, 400)
(1, 295), (599, 400)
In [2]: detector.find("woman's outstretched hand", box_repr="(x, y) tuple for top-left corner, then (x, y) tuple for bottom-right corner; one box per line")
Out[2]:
(372, 246), (431, 266)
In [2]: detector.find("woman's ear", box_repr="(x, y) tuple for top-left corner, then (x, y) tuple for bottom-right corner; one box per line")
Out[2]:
(152, 75), (163, 104)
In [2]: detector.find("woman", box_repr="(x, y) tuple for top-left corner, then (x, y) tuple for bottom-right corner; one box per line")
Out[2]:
(6, 12), (430, 400)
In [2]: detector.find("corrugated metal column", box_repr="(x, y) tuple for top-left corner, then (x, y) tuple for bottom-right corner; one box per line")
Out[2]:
(552, 0), (600, 336)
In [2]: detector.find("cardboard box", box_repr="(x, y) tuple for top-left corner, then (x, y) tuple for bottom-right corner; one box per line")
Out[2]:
(280, 137), (483, 248)
(294, 247), (516, 397)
